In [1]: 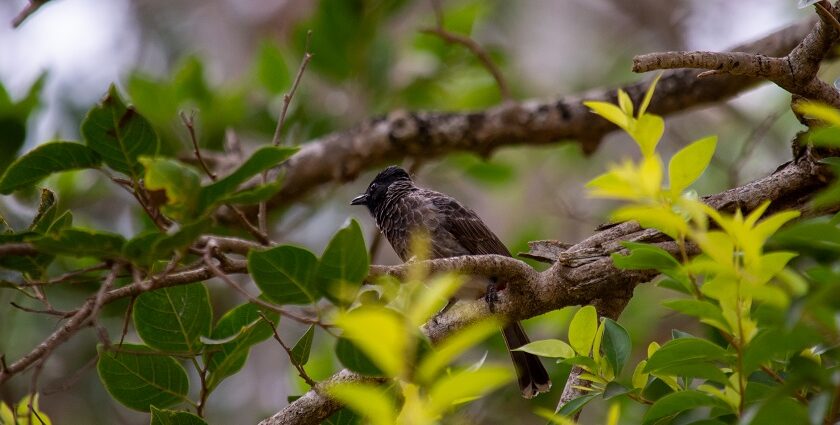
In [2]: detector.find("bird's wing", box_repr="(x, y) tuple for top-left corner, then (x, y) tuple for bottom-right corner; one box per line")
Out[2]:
(430, 192), (512, 257)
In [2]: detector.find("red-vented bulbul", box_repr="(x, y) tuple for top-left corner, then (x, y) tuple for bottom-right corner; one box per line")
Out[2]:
(351, 165), (551, 398)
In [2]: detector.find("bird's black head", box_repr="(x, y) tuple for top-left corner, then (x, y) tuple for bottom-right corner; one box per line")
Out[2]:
(350, 166), (412, 210)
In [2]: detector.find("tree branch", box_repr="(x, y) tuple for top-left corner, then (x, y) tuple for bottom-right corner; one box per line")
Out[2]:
(258, 151), (833, 425)
(257, 17), (817, 211)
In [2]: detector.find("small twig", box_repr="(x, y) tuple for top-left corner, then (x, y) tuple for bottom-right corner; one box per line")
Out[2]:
(257, 312), (317, 387)
(100, 170), (170, 231)
(42, 355), (98, 395)
(22, 263), (110, 287)
(192, 358), (210, 417)
(9, 302), (75, 318)
(423, 0), (511, 100)
(89, 264), (122, 348)
(180, 110), (217, 181)
(11, 0), (50, 28)
(815, 2), (840, 34)
(260, 31), (314, 236)
(118, 296), (137, 347)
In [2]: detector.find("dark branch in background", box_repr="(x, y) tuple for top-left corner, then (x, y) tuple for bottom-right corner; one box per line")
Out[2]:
(258, 150), (834, 425)
(423, 0), (511, 100)
(11, 0), (50, 28)
(633, 1), (840, 108)
(251, 17), (817, 214)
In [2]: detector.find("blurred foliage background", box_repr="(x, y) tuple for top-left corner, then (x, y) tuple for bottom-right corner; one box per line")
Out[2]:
(0, 0), (824, 423)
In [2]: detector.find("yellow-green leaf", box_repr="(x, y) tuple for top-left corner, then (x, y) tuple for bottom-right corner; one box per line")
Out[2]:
(569, 305), (598, 356)
(335, 307), (407, 377)
(427, 366), (513, 415)
(584, 101), (629, 129)
(416, 319), (500, 383)
(669, 135), (717, 194)
(795, 102), (840, 127)
(407, 273), (464, 327)
(639, 73), (663, 117)
(617, 89), (634, 117)
(327, 383), (396, 425)
(630, 114), (664, 157)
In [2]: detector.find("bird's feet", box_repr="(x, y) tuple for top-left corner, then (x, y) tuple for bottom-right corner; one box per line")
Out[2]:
(484, 282), (499, 313)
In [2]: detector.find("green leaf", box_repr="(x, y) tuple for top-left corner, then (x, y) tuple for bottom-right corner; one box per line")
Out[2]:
(96, 344), (189, 412)
(291, 325), (315, 366)
(327, 383), (396, 425)
(557, 394), (598, 417)
(568, 305), (598, 356)
(747, 398), (808, 425)
(206, 303), (279, 390)
(31, 227), (125, 258)
(603, 381), (632, 399)
(668, 135), (717, 194)
(140, 157), (202, 221)
(643, 390), (730, 424)
(602, 319), (631, 375)
(612, 242), (680, 270)
(335, 337), (384, 376)
(630, 114), (664, 157)
(256, 41), (292, 94)
(617, 89), (634, 116)
(638, 72), (662, 117)
(248, 245), (319, 305)
(316, 219), (369, 306)
(323, 408), (360, 425)
(416, 319), (500, 383)
(81, 84), (159, 180)
(426, 366), (513, 415)
(513, 339), (575, 358)
(133, 283), (212, 354)
(29, 188), (57, 233)
(220, 181), (283, 205)
(0, 142), (101, 194)
(197, 146), (298, 212)
(150, 406), (208, 425)
(662, 299), (730, 333)
(644, 338), (729, 373)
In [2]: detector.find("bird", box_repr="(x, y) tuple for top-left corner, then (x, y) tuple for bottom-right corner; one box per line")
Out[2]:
(351, 165), (551, 398)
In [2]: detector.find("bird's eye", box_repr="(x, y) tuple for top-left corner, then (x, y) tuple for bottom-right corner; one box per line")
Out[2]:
(370, 183), (378, 191)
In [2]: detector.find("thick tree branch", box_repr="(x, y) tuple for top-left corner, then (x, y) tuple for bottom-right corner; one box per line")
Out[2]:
(633, 2), (840, 107)
(261, 18), (816, 210)
(259, 151), (833, 425)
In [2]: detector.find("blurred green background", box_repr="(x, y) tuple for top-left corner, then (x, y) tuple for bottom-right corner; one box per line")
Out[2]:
(0, 0), (823, 423)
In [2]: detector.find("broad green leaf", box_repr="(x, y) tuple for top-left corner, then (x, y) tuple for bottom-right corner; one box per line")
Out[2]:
(96, 344), (189, 412)
(316, 219), (369, 306)
(256, 41), (292, 94)
(220, 181), (283, 205)
(323, 408), (360, 425)
(426, 366), (513, 415)
(124, 220), (209, 266)
(150, 406), (208, 425)
(612, 242), (680, 270)
(206, 303), (278, 390)
(335, 307), (407, 377)
(31, 227), (125, 258)
(248, 245), (319, 305)
(0, 142), (100, 194)
(557, 394), (598, 417)
(416, 319), (500, 383)
(133, 283), (212, 354)
(584, 101), (628, 129)
(662, 299), (730, 333)
(196, 146), (298, 212)
(668, 135), (717, 194)
(630, 114), (664, 158)
(291, 325), (315, 366)
(140, 157), (202, 221)
(747, 398), (808, 425)
(327, 383), (396, 425)
(81, 84), (159, 180)
(604, 381), (632, 399)
(602, 319), (631, 375)
(568, 305), (598, 356)
(643, 390), (730, 424)
(644, 338), (729, 373)
(513, 339), (575, 358)
(335, 337), (384, 376)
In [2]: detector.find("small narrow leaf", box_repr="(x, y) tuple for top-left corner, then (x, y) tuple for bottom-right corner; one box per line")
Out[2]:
(0, 142), (101, 194)
(31, 227), (125, 258)
(291, 325), (315, 366)
(327, 383), (396, 425)
(513, 339), (575, 358)
(584, 101), (628, 129)
(96, 344), (189, 412)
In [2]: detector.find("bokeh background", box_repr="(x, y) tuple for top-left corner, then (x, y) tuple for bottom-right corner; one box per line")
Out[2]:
(0, 0), (825, 423)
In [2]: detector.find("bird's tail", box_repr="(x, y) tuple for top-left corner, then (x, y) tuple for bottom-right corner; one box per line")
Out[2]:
(502, 321), (552, 398)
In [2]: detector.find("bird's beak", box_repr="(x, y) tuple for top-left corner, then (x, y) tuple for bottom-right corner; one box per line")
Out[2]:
(350, 194), (368, 206)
